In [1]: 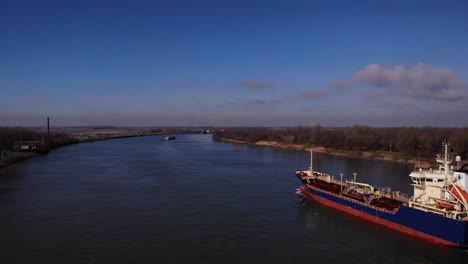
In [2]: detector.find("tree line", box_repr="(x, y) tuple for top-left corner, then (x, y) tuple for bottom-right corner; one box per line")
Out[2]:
(213, 125), (468, 160)
(0, 128), (78, 157)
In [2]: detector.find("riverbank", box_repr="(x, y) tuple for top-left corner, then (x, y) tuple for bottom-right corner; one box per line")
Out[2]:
(0, 129), (200, 170)
(221, 138), (433, 168)
(0, 152), (41, 169)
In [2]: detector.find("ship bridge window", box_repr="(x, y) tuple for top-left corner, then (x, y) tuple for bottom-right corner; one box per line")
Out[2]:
(429, 179), (444, 183)
(411, 177), (423, 185)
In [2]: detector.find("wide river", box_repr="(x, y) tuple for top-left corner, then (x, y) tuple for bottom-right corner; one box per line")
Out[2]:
(0, 134), (466, 263)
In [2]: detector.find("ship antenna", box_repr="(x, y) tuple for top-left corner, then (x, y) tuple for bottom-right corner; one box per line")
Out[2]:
(418, 152), (421, 168)
(444, 140), (450, 177)
(310, 149), (313, 172)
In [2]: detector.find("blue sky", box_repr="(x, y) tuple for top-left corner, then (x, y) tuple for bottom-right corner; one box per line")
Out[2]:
(2, 0), (467, 127)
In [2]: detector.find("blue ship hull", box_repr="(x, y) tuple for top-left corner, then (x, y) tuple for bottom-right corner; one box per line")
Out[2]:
(300, 184), (468, 247)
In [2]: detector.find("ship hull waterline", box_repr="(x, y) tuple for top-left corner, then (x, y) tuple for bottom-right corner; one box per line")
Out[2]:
(299, 185), (467, 247)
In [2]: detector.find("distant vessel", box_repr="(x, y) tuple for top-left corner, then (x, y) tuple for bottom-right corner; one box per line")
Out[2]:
(164, 136), (176, 141)
(295, 142), (468, 247)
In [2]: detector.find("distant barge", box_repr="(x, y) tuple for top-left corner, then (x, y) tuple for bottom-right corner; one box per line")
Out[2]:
(164, 136), (176, 141)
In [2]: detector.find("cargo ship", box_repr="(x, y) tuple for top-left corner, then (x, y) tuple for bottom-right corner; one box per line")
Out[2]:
(295, 142), (468, 247)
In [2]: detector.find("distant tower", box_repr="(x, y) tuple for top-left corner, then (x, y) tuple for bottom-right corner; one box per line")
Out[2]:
(47, 117), (50, 135)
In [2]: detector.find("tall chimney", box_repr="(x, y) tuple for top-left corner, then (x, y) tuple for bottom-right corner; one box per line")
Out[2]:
(47, 117), (50, 135)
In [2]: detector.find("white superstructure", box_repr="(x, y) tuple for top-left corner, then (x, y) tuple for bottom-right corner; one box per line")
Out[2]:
(409, 141), (468, 219)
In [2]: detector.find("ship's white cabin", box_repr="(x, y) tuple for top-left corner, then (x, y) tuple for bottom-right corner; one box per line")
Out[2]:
(408, 142), (468, 220)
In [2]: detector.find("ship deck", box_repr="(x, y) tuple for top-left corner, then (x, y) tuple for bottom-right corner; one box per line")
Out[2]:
(297, 170), (406, 214)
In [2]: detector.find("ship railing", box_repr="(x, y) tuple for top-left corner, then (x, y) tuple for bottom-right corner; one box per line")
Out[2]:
(307, 183), (398, 215)
(410, 168), (446, 176)
(409, 201), (448, 217)
(408, 201), (468, 220)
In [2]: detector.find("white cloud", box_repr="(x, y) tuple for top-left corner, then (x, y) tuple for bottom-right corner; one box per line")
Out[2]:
(332, 63), (468, 101)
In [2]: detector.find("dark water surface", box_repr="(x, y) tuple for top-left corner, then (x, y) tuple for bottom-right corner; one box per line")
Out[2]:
(0, 134), (466, 263)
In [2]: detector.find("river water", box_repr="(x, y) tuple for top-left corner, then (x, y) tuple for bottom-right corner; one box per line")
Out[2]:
(0, 134), (466, 263)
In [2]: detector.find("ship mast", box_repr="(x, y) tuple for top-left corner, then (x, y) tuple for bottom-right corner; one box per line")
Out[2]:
(310, 150), (313, 172)
(441, 141), (452, 183)
(445, 141), (449, 177)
